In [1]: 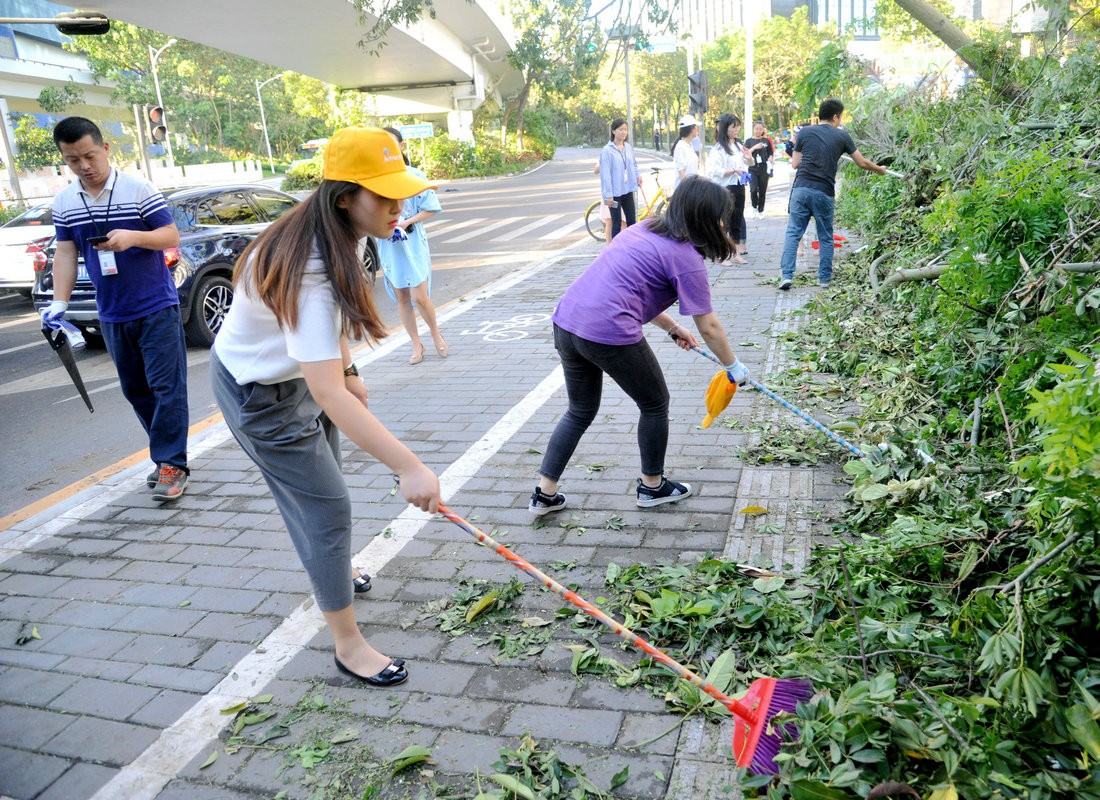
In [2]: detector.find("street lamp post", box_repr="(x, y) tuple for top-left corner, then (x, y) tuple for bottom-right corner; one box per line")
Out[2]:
(256, 73), (285, 175)
(148, 38), (177, 169)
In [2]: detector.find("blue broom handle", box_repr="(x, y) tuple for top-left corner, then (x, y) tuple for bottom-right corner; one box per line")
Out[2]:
(691, 346), (864, 458)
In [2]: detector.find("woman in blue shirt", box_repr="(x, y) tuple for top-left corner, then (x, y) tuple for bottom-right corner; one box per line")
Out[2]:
(376, 127), (446, 364)
(599, 118), (642, 240)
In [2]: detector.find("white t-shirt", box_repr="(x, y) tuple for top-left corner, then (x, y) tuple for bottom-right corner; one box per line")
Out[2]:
(706, 142), (747, 187)
(673, 139), (698, 188)
(213, 248), (343, 385)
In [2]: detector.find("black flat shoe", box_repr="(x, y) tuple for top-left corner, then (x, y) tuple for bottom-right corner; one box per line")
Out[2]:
(334, 656), (408, 687)
(353, 571), (372, 593)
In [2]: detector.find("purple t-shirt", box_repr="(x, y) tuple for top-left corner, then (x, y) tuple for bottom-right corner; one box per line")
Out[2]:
(552, 222), (713, 345)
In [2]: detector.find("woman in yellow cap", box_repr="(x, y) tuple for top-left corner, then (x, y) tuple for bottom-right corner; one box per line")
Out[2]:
(211, 127), (441, 688)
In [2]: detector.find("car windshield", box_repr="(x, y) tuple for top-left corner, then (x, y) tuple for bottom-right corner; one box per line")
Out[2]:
(3, 206), (52, 228)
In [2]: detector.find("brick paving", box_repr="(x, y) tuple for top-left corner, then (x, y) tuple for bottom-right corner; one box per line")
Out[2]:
(0, 191), (852, 800)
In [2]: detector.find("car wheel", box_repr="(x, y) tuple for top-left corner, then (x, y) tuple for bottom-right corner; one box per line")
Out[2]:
(184, 274), (233, 347)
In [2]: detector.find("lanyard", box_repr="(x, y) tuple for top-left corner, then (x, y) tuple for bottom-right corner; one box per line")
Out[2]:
(78, 178), (117, 238)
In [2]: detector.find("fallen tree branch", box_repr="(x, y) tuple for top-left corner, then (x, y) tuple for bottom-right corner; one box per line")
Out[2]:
(972, 530), (1085, 596)
(1057, 261), (1100, 274)
(877, 263), (950, 293)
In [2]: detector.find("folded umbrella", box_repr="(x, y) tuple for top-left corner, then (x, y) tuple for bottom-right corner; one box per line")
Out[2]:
(41, 321), (94, 413)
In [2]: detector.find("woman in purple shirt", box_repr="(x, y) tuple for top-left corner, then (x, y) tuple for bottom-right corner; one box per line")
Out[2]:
(529, 176), (750, 515)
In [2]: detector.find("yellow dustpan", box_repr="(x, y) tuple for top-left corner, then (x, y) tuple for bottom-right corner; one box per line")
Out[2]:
(701, 369), (736, 428)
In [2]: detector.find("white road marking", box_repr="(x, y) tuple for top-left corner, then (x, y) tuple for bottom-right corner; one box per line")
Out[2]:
(491, 214), (567, 242)
(538, 216), (587, 240)
(444, 216), (516, 243)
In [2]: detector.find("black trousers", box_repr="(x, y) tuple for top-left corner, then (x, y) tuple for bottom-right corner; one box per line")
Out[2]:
(749, 167), (769, 212)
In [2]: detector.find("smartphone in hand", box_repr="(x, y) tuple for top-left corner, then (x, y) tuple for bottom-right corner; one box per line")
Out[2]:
(88, 235), (109, 246)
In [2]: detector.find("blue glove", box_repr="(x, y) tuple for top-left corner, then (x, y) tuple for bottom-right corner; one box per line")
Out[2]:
(40, 300), (68, 328)
(724, 358), (750, 386)
(389, 225), (409, 243)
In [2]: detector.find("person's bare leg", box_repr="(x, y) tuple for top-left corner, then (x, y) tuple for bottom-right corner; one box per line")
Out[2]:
(324, 605), (393, 677)
(411, 282), (446, 357)
(393, 286), (423, 363)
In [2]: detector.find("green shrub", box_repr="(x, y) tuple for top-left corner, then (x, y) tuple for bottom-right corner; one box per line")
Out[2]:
(281, 156), (323, 192)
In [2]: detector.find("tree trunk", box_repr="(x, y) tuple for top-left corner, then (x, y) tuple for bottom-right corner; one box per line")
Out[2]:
(503, 79), (532, 151)
(892, 0), (1024, 101)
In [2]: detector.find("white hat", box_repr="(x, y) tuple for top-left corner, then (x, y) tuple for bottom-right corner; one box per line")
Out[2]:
(678, 114), (699, 128)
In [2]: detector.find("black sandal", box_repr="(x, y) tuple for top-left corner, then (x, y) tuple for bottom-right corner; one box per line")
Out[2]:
(353, 571), (372, 593)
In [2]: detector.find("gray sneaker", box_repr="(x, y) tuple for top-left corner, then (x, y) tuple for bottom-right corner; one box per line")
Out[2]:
(636, 477), (693, 508)
(778, 278), (793, 291)
(529, 486), (566, 516)
(146, 467), (160, 488)
(151, 465), (188, 503)
(818, 279), (831, 288)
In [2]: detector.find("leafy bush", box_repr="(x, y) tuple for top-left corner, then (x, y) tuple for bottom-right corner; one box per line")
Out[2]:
(280, 155), (323, 192)
(582, 34), (1100, 800)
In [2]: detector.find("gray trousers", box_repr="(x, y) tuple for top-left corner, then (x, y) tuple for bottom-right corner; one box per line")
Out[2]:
(211, 351), (353, 611)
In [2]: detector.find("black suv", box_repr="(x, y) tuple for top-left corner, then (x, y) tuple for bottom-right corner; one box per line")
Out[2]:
(32, 184), (299, 347)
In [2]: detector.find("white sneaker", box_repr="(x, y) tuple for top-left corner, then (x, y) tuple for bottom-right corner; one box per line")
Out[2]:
(778, 278), (793, 291)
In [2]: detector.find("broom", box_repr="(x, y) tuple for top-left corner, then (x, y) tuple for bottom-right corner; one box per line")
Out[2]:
(437, 504), (813, 774)
(689, 345), (865, 458)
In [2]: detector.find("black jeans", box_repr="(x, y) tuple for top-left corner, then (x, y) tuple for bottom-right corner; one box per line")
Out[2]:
(609, 192), (637, 239)
(750, 167), (769, 212)
(539, 324), (670, 481)
(726, 184), (746, 244)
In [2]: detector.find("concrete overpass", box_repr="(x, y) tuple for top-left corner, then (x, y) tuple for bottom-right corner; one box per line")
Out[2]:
(66, 0), (524, 141)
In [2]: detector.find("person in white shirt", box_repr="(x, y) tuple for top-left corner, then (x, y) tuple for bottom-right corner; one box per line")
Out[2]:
(211, 127), (441, 689)
(706, 113), (750, 264)
(672, 114), (700, 190)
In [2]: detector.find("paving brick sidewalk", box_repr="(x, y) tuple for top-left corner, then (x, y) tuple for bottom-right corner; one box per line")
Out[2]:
(0, 199), (849, 800)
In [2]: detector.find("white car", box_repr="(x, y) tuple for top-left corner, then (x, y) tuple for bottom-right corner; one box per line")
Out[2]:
(0, 204), (54, 298)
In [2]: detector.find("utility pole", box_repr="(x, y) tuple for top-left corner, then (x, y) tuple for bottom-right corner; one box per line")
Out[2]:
(744, 10), (754, 129)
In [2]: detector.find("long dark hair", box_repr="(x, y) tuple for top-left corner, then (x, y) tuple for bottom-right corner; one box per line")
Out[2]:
(714, 113), (742, 156)
(670, 122), (696, 155)
(383, 126), (411, 166)
(646, 175), (732, 262)
(608, 118), (626, 142)
(234, 180), (387, 343)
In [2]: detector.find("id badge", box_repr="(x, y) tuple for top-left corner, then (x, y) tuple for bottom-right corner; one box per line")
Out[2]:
(98, 250), (118, 276)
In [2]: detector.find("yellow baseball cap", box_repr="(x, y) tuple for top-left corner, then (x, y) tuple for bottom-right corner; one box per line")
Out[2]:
(323, 127), (436, 199)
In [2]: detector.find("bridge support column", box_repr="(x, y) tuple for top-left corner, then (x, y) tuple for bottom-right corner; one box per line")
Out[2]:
(447, 110), (475, 145)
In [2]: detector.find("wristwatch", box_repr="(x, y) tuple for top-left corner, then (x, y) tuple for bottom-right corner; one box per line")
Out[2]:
(343, 363), (359, 377)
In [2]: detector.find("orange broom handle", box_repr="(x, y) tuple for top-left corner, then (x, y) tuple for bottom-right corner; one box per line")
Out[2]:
(438, 504), (761, 723)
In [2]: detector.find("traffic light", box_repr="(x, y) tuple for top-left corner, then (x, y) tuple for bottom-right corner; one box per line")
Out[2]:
(145, 105), (167, 144)
(688, 70), (709, 117)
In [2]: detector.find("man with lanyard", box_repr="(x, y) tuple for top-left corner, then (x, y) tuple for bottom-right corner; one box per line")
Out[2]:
(777, 98), (885, 290)
(44, 117), (190, 501)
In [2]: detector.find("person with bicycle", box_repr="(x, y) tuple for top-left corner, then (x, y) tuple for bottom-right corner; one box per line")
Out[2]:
(599, 118), (643, 240)
(528, 176), (751, 516)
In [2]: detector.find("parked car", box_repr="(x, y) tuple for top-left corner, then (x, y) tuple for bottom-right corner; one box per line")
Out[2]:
(33, 184), (299, 346)
(0, 204), (54, 298)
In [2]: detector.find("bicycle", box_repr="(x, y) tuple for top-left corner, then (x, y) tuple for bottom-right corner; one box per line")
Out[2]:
(585, 166), (669, 242)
